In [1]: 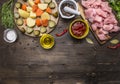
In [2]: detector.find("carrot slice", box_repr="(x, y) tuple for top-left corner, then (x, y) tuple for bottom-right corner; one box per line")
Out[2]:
(32, 5), (38, 12)
(22, 4), (27, 11)
(36, 8), (44, 16)
(46, 7), (52, 14)
(42, 19), (48, 27)
(35, 0), (41, 4)
(36, 18), (42, 27)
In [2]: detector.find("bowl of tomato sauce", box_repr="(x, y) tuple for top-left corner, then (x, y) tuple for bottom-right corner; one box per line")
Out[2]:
(69, 19), (89, 39)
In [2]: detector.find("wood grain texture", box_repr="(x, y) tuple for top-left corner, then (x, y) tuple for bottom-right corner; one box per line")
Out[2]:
(0, 0), (120, 84)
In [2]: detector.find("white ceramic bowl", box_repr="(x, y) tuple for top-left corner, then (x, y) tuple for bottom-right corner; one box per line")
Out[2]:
(59, 0), (78, 19)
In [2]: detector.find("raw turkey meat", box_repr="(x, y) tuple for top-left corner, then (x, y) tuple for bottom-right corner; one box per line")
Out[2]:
(81, 0), (96, 8)
(103, 24), (113, 31)
(81, 0), (120, 41)
(110, 26), (120, 32)
(94, 15), (103, 23)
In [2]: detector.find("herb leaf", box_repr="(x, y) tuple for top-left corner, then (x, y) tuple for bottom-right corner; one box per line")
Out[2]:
(110, 39), (119, 44)
(86, 38), (94, 44)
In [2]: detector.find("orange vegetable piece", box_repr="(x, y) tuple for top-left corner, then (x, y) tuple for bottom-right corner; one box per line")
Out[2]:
(36, 8), (44, 16)
(46, 7), (52, 14)
(36, 18), (42, 27)
(32, 5), (38, 12)
(35, 0), (41, 4)
(42, 19), (48, 27)
(22, 4), (27, 11)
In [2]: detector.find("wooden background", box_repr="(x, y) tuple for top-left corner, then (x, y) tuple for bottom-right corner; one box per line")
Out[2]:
(0, 0), (120, 84)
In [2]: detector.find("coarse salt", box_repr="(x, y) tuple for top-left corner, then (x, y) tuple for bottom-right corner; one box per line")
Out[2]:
(6, 31), (16, 41)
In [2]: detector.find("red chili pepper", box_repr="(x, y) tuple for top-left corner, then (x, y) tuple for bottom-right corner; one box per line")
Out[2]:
(108, 43), (120, 49)
(55, 29), (68, 37)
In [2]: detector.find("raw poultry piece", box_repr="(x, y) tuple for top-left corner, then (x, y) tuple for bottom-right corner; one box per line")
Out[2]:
(81, 0), (120, 41)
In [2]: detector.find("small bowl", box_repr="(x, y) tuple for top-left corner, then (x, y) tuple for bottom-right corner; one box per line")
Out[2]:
(69, 19), (89, 39)
(59, 0), (78, 19)
(40, 34), (55, 49)
(3, 29), (17, 43)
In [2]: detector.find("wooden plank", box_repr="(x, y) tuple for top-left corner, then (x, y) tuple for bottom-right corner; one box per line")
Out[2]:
(1, 0), (120, 84)
(1, 78), (89, 84)
(98, 81), (120, 84)
(97, 71), (120, 84)
(96, 45), (120, 63)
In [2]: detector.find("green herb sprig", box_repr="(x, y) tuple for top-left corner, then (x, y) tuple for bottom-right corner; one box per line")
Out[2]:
(0, 0), (14, 28)
(108, 0), (120, 20)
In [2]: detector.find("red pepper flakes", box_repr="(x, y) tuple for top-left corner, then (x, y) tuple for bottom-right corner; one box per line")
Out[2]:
(55, 29), (68, 37)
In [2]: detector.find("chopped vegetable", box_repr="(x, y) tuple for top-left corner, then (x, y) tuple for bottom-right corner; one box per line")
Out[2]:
(33, 30), (40, 36)
(110, 39), (119, 44)
(14, 12), (20, 19)
(27, 18), (35, 27)
(49, 20), (56, 28)
(27, 6), (32, 12)
(26, 27), (33, 34)
(36, 8), (44, 16)
(15, 2), (22, 9)
(18, 9), (30, 18)
(86, 38), (94, 44)
(28, 0), (35, 6)
(46, 7), (52, 14)
(49, 2), (55, 9)
(35, 0), (40, 4)
(52, 12), (58, 18)
(30, 11), (36, 18)
(38, 4), (48, 10)
(22, 4), (27, 11)
(16, 18), (23, 26)
(44, 0), (51, 4)
(32, 5), (38, 12)
(1, 0), (14, 28)
(20, 27), (25, 33)
(41, 12), (50, 20)
(40, 26), (47, 33)
(42, 19), (48, 27)
(56, 29), (68, 37)
(36, 18), (42, 27)
(13, 0), (58, 37)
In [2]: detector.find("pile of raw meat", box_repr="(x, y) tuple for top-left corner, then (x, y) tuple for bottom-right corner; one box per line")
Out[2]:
(81, 0), (120, 41)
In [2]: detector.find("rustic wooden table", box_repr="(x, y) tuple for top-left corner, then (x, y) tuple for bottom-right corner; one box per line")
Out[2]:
(0, 0), (120, 84)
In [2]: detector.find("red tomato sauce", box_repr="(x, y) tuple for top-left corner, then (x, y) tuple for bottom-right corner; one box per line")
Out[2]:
(71, 21), (86, 37)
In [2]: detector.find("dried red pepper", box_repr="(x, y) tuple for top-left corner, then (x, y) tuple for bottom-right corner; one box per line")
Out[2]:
(55, 29), (68, 37)
(108, 43), (120, 49)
